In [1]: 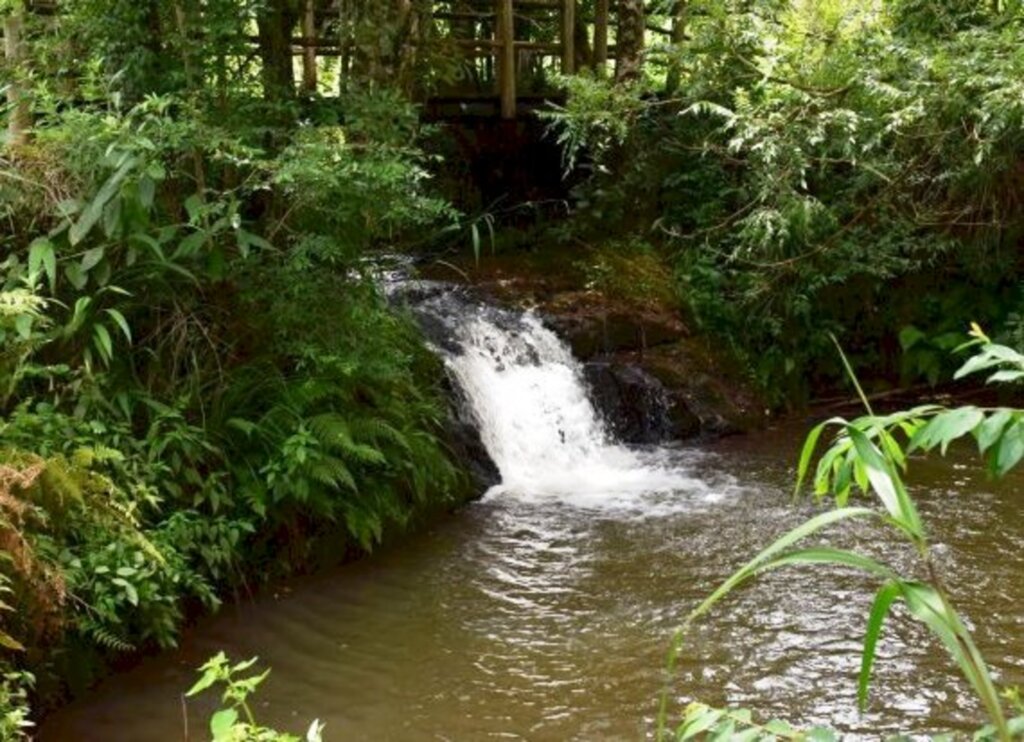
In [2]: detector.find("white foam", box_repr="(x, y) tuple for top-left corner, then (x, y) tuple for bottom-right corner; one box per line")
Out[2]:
(443, 310), (708, 510)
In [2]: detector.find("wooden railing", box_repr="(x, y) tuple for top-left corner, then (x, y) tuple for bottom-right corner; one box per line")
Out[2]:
(7, 0), (623, 121)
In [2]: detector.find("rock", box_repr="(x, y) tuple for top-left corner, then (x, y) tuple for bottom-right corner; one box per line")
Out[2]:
(542, 292), (688, 359)
(631, 341), (767, 436)
(584, 362), (701, 443)
(441, 379), (500, 493)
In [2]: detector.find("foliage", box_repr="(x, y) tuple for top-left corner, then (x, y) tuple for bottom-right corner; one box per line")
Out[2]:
(576, 239), (678, 309)
(660, 331), (1024, 740)
(186, 653), (324, 742)
(0, 671), (33, 742)
(549, 0), (1024, 404)
(0, 0), (470, 728)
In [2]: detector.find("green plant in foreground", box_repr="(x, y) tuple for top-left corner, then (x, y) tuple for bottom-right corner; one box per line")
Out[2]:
(187, 653), (324, 742)
(660, 326), (1024, 741)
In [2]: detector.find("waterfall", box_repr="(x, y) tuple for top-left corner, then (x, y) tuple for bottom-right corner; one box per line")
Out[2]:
(396, 280), (707, 508)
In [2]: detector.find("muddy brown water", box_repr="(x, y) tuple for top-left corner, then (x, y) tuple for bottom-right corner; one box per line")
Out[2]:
(40, 422), (1023, 741)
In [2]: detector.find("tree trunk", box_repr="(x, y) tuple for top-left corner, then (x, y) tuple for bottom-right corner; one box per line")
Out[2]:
(257, 0), (300, 102)
(665, 0), (687, 93)
(574, 12), (593, 72)
(301, 0), (318, 93)
(615, 0), (645, 83)
(4, 5), (30, 147)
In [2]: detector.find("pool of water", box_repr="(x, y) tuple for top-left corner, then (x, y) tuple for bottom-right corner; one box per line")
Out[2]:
(40, 423), (1024, 741)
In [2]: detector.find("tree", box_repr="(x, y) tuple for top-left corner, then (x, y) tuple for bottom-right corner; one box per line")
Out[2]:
(257, 0), (300, 102)
(3, 1), (30, 147)
(615, 0), (645, 82)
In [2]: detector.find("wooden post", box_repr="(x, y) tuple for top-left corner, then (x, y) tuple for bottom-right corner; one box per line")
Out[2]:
(561, 0), (575, 75)
(302, 0), (318, 93)
(4, 6), (30, 147)
(593, 0), (609, 74)
(497, 0), (516, 119)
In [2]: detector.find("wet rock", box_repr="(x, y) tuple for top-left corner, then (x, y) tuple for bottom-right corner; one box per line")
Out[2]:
(442, 380), (500, 493)
(630, 342), (767, 436)
(584, 362), (701, 443)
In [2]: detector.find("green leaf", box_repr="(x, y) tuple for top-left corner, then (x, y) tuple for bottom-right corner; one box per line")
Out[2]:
(103, 309), (132, 342)
(680, 707), (724, 740)
(93, 324), (113, 363)
(138, 175), (156, 209)
(102, 198), (122, 239)
(900, 582), (1006, 732)
(689, 508), (877, 623)
(81, 247), (105, 273)
(0, 630), (24, 652)
(760, 548), (896, 581)
(977, 410), (1013, 454)
(184, 194), (204, 223)
(763, 719), (794, 734)
(848, 427), (922, 537)
(65, 262), (88, 290)
(898, 325), (925, 351)
(987, 369), (1024, 384)
(858, 581), (901, 711)
(175, 231), (207, 259)
(209, 708), (238, 740)
(29, 238), (57, 292)
(795, 418), (842, 498)
(70, 156), (137, 245)
(995, 422), (1024, 476)
(14, 313), (32, 340)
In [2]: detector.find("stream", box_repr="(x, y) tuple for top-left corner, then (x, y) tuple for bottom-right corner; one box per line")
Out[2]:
(41, 284), (1024, 741)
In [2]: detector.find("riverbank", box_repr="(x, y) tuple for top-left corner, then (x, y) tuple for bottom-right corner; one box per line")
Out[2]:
(38, 415), (1024, 740)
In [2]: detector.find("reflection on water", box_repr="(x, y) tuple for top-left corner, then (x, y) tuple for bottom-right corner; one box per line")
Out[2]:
(40, 428), (1024, 741)
(39, 288), (1024, 739)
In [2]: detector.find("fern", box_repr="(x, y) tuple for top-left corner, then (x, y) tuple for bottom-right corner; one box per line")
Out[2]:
(84, 623), (136, 653)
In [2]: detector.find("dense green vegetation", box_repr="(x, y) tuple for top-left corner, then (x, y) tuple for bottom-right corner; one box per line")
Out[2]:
(2, 0), (1024, 739)
(0, 0), (473, 730)
(662, 330), (1024, 740)
(551, 0), (1024, 405)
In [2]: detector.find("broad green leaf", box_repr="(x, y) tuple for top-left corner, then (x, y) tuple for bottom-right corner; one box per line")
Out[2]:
(898, 325), (925, 351)
(987, 369), (1024, 384)
(70, 157), (137, 245)
(14, 313), (32, 340)
(680, 707), (724, 740)
(138, 175), (156, 209)
(977, 410), (1013, 454)
(806, 729), (838, 742)
(28, 238), (57, 292)
(848, 427), (922, 537)
(184, 194), (204, 223)
(940, 408), (985, 455)
(209, 708), (238, 740)
(763, 719), (794, 734)
(65, 262), (88, 290)
(81, 247), (105, 273)
(995, 423), (1024, 476)
(0, 630), (24, 652)
(175, 231), (207, 259)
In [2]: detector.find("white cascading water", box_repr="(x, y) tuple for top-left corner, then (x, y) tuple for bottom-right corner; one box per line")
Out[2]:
(443, 308), (707, 507)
